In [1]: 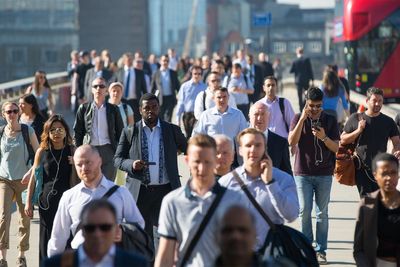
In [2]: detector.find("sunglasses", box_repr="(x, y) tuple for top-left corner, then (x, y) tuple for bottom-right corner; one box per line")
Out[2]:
(92, 84), (106, 89)
(210, 79), (220, 83)
(4, 109), (19, 115)
(50, 127), (65, 134)
(83, 223), (113, 233)
(308, 104), (322, 110)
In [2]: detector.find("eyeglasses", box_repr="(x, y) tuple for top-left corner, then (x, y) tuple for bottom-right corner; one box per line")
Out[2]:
(4, 109), (19, 115)
(308, 104), (322, 110)
(83, 223), (114, 233)
(210, 79), (220, 83)
(50, 127), (65, 134)
(92, 84), (106, 89)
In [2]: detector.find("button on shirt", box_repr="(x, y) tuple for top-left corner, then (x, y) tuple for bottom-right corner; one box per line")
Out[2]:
(257, 96), (295, 138)
(142, 120), (168, 185)
(193, 106), (247, 141)
(176, 80), (207, 120)
(47, 176), (144, 257)
(223, 74), (254, 105)
(160, 69), (172, 96)
(124, 66), (136, 99)
(90, 102), (111, 146)
(78, 244), (115, 267)
(158, 181), (245, 267)
(193, 88), (237, 120)
(219, 166), (299, 249)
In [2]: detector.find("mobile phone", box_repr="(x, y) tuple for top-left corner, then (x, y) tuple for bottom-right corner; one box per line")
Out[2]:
(144, 162), (156, 166)
(311, 120), (321, 129)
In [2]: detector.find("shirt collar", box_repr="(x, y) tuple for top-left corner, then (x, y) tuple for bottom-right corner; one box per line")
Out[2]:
(184, 179), (223, 199)
(266, 95), (279, 104)
(236, 166), (262, 183)
(211, 106), (231, 115)
(142, 119), (161, 129)
(78, 244), (116, 264)
(78, 175), (109, 192)
(124, 65), (133, 71)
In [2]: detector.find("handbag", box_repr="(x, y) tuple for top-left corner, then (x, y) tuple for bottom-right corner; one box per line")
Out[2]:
(232, 171), (318, 267)
(21, 159), (44, 205)
(334, 113), (363, 186)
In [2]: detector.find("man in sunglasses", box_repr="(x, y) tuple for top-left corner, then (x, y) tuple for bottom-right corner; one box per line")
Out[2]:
(44, 199), (147, 267)
(288, 87), (339, 264)
(74, 77), (124, 181)
(47, 145), (144, 257)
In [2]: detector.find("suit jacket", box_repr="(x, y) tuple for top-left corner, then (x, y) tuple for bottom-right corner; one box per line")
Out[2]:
(259, 61), (274, 78)
(151, 69), (180, 104)
(249, 64), (264, 102)
(267, 130), (293, 176)
(115, 68), (147, 100)
(84, 67), (114, 101)
(290, 56), (314, 85)
(353, 190), (380, 267)
(73, 101), (124, 151)
(42, 246), (148, 267)
(114, 120), (187, 189)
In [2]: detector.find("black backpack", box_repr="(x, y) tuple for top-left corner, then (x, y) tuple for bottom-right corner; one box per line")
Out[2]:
(0, 124), (34, 165)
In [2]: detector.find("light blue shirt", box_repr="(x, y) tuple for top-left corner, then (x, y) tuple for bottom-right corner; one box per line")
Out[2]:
(219, 166), (299, 249)
(193, 106), (247, 141)
(222, 74), (254, 105)
(160, 69), (172, 96)
(176, 80), (207, 119)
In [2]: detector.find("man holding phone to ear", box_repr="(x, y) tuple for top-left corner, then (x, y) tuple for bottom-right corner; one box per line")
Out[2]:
(288, 87), (339, 264)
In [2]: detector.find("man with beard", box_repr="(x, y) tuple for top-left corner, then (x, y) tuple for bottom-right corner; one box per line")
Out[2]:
(114, 93), (187, 244)
(341, 87), (400, 197)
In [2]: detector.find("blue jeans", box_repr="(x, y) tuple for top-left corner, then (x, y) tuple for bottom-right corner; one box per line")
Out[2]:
(294, 175), (332, 254)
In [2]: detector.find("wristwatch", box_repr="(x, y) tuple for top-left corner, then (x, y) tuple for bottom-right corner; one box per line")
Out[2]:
(321, 136), (328, 142)
(266, 178), (275, 185)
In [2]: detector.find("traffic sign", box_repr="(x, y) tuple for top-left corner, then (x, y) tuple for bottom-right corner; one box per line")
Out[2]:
(252, 12), (272, 27)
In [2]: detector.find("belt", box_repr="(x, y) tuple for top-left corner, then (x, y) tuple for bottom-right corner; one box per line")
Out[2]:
(141, 183), (171, 189)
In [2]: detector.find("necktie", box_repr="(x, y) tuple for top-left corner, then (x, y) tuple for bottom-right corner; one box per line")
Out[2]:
(125, 70), (131, 98)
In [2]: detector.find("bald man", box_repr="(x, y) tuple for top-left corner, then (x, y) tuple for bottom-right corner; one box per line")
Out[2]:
(47, 145), (144, 257)
(249, 103), (292, 175)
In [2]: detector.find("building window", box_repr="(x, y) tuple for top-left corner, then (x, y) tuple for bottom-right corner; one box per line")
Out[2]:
(42, 49), (58, 64)
(273, 42), (287, 54)
(7, 47), (27, 65)
(307, 41), (322, 53)
(289, 42), (303, 53)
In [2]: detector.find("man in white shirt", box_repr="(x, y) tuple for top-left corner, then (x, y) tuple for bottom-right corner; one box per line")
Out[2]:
(194, 71), (236, 120)
(47, 145), (144, 257)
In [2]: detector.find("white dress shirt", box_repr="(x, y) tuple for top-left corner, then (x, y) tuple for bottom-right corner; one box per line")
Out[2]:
(78, 244), (116, 267)
(47, 176), (144, 257)
(90, 102), (111, 146)
(124, 66), (136, 99)
(142, 120), (168, 185)
(193, 88), (237, 120)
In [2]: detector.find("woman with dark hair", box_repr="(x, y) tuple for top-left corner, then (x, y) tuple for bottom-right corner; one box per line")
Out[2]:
(25, 71), (54, 119)
(19, 94), (45, 139)
(320, 70), (349, 122)
(24, 114), (78, 263)
(0, 102), (39, 267)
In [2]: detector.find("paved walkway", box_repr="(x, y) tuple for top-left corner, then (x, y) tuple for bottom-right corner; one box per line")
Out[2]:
(9, 84), (363, 266)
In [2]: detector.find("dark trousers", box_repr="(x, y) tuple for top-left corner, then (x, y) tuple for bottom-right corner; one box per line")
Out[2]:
(237, 104), (250, 121)
(355, 167), (379, 197)
(296, 83), (308, 110)
(39, 198), (59, 263)
(127, 98), (141, 123)
(182, 112), (197, 139)
(136, 183), (172, 242)
(160, 95), (176, 122)
(96, 144), (117, 181)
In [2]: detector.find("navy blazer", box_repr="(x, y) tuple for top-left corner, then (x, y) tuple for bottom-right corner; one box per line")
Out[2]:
(114, 120), (187, 189)
(42, 247), (148, 267)
(151, 69), (180, 103)
(267, 130), (293, 176)
(290, 56), (314, 85)
(115, 68), (148, 100)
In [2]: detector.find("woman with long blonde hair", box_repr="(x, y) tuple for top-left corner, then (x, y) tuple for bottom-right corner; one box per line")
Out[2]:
(25, 71), (54, 119)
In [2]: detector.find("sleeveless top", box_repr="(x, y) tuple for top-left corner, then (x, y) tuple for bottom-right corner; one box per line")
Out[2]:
(32, 87), (49, 111)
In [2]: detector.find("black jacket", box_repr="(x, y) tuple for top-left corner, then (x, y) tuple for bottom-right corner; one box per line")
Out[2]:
(114, 120), (187, 189)
(267, 130), (293, 176)
(73, 101), (124, 151)
(31, 114), (45, 140)
(290, 56), (314, 85)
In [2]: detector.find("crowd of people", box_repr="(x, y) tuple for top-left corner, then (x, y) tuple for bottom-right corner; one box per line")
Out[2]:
(0, 47), (398, 267)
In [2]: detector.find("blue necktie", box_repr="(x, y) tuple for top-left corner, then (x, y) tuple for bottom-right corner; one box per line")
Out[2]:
(125, 70), (131, 98)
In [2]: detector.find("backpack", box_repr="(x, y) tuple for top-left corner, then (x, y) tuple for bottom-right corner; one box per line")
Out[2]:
(278, 98), (289, 133)
(0, 124), (34, 165)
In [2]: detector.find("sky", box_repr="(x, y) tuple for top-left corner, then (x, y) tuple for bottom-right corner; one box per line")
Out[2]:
(277, 0), (335, 9)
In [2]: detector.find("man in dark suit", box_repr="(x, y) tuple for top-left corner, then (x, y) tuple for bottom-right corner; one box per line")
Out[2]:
(115, 52), (148, 122)
(114, 93), (187, 242)
(246, 54), (264, 103)
(84, 56), (114, 102)
(151, 54), (180, 122)
(43, 199), (148, 267)
(249, 102), (292, 175)
(290, 47), (314, 110)
(257, 52), (274, 80)
(74, 77), (124, 180)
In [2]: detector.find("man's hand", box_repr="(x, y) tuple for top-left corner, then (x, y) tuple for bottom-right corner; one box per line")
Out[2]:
(132, 160), (146, 171)
(260, 154), (273, 184)
(357, 119), (366, 132)
(312, 126), (326, 141)
(393, 150), (400, 159)
(114, 224), (123, 243)
(299, 105), (310, 122)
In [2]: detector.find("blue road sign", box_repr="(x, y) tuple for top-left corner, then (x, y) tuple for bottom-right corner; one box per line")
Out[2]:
(252, 12), (272, 27)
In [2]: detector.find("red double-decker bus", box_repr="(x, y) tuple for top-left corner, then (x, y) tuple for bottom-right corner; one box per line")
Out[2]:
(333, 0), (400, 102)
